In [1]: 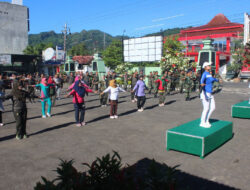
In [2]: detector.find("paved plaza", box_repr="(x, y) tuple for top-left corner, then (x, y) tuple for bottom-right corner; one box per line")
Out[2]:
(0, 82), (249, 190)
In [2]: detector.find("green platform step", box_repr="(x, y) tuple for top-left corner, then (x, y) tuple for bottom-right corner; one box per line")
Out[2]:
(166, 119), (233, 159)
(231, 101), (250, 119)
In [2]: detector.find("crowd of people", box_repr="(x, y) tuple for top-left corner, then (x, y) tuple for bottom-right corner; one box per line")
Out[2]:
(0, 66), (222, 140)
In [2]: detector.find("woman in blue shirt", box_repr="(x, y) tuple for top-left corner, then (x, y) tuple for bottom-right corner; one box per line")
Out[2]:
(200, 62), (219, 128)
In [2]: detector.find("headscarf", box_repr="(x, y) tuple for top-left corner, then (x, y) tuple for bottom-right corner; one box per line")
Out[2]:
(41, 78), (47, 86)
(12, 81), (24, 100)
(73, 80), (85, 97)
(109, 79), (117, 88)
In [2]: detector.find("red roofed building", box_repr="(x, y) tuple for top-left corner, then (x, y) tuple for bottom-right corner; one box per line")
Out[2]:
(73, 56), (94, 65)
(178, 14), (244, 72)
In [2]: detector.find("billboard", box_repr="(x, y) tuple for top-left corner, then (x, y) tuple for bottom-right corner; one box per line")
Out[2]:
(244, 13), (250, 45)
(123, 36), (163, 62)
(0, 55), (12, 65)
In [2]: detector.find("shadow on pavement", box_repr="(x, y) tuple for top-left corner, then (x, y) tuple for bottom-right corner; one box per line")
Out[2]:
(29, 122), (75, 137)
(128, 158), (239, 190)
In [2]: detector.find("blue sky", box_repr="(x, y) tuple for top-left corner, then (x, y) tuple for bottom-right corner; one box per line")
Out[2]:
(2, 0), (250, 36)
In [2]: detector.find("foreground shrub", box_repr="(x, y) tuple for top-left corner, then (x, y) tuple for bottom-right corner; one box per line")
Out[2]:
(34, 151), (179, 190)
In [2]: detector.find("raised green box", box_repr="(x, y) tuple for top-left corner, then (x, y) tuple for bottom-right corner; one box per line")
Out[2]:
(232, 101), (250, 119)
(166, 119), (233, 159)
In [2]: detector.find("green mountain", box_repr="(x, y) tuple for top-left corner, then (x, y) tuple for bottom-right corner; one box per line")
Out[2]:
(28, 28), (184, 53)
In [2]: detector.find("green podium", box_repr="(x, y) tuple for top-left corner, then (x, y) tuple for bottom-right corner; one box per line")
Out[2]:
(232, 101), (250, 119)
(166, 119), (233, 159)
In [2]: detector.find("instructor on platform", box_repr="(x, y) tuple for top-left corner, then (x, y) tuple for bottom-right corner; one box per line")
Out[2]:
(200, 62), (220, 128)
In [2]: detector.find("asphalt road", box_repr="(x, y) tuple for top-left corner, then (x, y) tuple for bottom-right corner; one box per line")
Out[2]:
(0, 82), (249, 190)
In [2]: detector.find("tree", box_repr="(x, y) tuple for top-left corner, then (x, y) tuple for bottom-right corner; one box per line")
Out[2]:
(102, 40), (123, 69)
(23, 42), (54, 55)
(68, 42), (89, 56)
(160, 36), (194, 72)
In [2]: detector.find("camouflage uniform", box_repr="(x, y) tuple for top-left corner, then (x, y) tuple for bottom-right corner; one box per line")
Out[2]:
(213, 73), (221, 93)
(99, 80), (108, 106)
(153, 73), (159, 97)
(166, 73), (172, 95)
(92, 74), (99, 91)
(179, 72), (185, 94)
(184, 75), (192, 101)
(147, 74), (154, 94)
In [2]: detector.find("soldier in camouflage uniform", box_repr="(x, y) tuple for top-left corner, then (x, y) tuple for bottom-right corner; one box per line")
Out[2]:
(153, 71), (159, 98)
(213, 71), (221, 93)
(123, 72), (129, 91)
(99, 76), (108, 107)
(147, 72), (154, 94)
(166, 71), (172, 95)
(92, 72), (99, 91)
(89, 72), (94, 88)
(184, 69), (193, 101)
(83, 72), (90, 86)
(131, 73), (138, 102)
(191, 71), (197, 92)
(179, 70), (185, 94)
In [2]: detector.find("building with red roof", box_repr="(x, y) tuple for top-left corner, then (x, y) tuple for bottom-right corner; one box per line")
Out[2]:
(178, 14), (243, 72)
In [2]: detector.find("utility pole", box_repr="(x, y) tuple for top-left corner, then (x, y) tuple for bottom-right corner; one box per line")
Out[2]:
(103, 32), (106, 50)
(62, 23), (70, 61)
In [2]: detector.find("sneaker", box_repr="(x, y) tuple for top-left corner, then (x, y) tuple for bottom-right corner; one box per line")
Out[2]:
(42, 115), (46, 118)
(81, 122), (86, 126)
(110, 116), (115, 119)
(141, 108), (144, 111)
(205, 122), (212, 128)
(47, 113), (51, 117)
(114, 115), (118, 119)
(132, 100), (135, 103)
(16, 135), (22, 140)
(200, 122), (211, 128)
(159, 104), (164, 107)
(0, 123), (4, 127)
(138, 109), (143, 112)
(76, 123), (81, 127)
(23, 134), (29, 139)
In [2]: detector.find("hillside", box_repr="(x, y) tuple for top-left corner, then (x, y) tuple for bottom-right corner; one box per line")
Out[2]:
(28, 27), (185, 53)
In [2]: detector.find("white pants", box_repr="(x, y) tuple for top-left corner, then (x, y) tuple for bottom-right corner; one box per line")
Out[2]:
(200, 91), (215, 124)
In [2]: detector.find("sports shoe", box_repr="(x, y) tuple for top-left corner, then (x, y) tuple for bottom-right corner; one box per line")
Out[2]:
(138, 109), (143, 112)
(81, 122), (86, 126)
(114, 115), (118, 119)
(110, 116), (115, 119)
(132, 100), (135, 103)
(76, 123), (81, 127)
(16, 135), (22, 140)
(159, 104), (164, 107)
(42, 115), (46, 118)
(47, 113), (51, 117)
(0, 123), (4, 127)
(200, 122), (211, 128)
(23, 134), (29, 139)
(205, 122), (211, 128)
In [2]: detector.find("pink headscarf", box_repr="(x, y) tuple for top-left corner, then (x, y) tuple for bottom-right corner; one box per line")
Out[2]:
(41, 78), (47, 86)
(68, 75), (90, 90)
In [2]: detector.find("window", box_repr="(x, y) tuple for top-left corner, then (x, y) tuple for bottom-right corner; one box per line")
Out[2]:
(70, 63), (75, 71)
(199, 52), (209, 67)
(93, 62), (97, 71)
(65, 64), (69, 71)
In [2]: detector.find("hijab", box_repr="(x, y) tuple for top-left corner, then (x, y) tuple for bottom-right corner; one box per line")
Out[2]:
(109, 80), (117, 88)
(41, 78), (47, 86)
(73, 80), (85, 97)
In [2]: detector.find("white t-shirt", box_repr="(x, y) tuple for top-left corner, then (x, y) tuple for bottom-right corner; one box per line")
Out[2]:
(103, 86), (125, 100)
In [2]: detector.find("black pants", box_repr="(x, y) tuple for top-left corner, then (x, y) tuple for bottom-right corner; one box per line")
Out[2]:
(137, 96), (146, 109)
(14, 109), (27, 137)
(74, 103), (85, 123)
(110, 100), (118, 116)
(0, 111), (2, 123)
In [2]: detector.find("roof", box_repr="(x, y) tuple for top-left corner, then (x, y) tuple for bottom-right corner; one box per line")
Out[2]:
(73, 56), (94, 65)
(179, 14), (243, 40)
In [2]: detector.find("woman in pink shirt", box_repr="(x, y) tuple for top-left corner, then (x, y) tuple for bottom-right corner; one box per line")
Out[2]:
(66, 80), (94, 127)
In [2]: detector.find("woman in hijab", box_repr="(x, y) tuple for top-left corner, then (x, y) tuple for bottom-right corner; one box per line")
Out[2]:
(66, 80), (94, 127)
(101, 80), (126, 119)
(33, 77), (55, 118)
(48, 76), (56, 107)
(5, 81), (32, 139)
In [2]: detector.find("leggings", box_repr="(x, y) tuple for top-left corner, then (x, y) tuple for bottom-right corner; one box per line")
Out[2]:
(200, 92), (215, 124)
(137, 96), (146, 109)
(41, 98), (52, 116)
